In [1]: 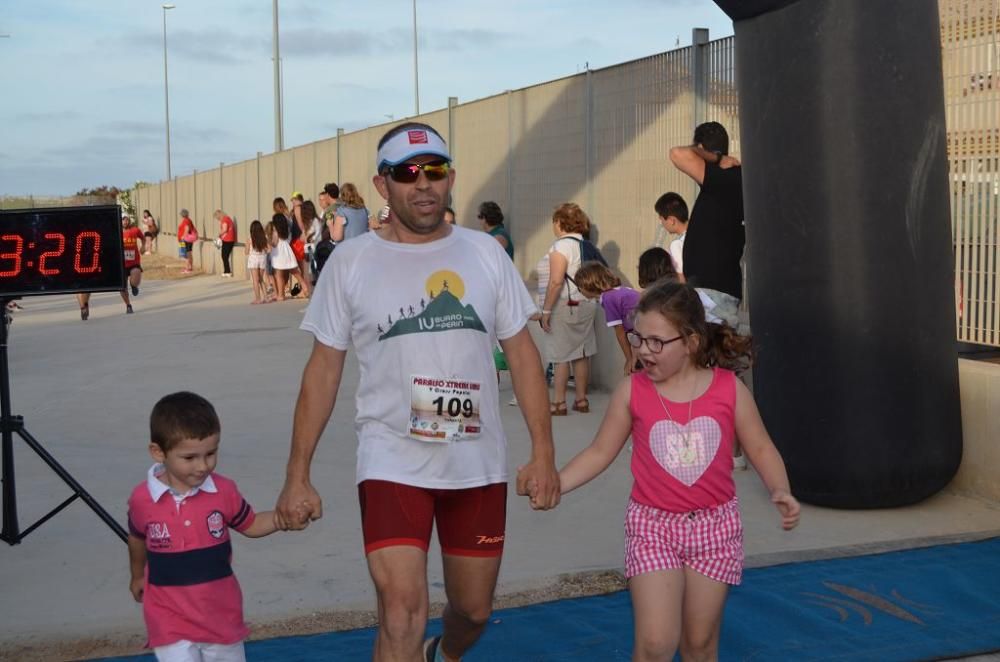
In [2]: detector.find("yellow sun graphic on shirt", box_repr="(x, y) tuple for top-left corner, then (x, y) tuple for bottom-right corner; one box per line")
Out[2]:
(426, 270), (464, 300)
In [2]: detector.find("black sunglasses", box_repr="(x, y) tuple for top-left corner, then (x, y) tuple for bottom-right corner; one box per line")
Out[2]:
(383, 160), (451, 184)
(626, 330), (683, 354)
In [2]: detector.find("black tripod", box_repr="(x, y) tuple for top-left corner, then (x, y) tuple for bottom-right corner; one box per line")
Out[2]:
(1, 296), (126, 545)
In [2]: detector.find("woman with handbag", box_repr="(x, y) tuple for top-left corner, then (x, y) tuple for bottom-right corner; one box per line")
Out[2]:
(178, 209), (197, 273)
(538, 203), (599, 416)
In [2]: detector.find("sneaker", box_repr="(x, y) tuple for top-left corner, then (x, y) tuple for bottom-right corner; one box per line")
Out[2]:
(80, 305), (89, 321)
(508, 396), (518, 406)
(126, 304), (134, 314)
(222, 273), (233, 278)
(733, 454), (747, 471)
(290, 283), (302, 297)
(130, 284), (139, 296)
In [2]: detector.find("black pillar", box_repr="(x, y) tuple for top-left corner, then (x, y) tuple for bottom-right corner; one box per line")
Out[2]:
(713, 0), (962, 507)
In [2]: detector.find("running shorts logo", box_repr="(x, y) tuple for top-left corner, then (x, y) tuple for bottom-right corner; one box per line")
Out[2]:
(407, 130), (428, 144)
(206, 510), (225, 538)
(476, 534), (505, 545)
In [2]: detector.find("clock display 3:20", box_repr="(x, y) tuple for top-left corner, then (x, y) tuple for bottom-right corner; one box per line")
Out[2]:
(0, 231), (104, 277)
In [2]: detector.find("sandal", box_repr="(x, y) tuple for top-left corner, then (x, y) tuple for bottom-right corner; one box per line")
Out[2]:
(550, 401), (567, 416)
(572, 398), (590, 413)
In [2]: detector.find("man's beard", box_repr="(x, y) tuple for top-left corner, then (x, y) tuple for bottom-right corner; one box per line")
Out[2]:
(390, 195), (445, 235)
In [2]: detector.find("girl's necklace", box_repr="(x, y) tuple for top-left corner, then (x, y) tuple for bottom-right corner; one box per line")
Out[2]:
(656, 372), (701, 466)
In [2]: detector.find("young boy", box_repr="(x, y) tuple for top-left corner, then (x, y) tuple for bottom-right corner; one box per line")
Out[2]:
(654, 191), (689, 279)
(127, 392), (301, 661)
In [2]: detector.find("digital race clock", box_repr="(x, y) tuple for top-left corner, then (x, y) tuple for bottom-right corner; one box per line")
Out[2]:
(0, 205), (126, 298)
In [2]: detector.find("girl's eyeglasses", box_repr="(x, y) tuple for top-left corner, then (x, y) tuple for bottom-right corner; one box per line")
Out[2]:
(383, 160), (451, 184)
(625, 330), (683, 354)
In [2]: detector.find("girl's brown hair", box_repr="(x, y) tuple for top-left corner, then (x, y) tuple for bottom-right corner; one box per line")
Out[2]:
(273, 197), (289, 216)
(249, 220), (269, 252)
(340, 183), (365, 209)
(271, 214), (290, 240)
(552, 202), (590, 235)
(301, 200), (318, 223)
(635, 280), (752, 371)
(638, 247), (678, 288)
(573, 261), (621, 295)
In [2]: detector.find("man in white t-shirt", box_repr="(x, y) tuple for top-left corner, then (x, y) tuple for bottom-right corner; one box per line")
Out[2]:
(654, 191), (689, 279)
(275, 122), (559, 662)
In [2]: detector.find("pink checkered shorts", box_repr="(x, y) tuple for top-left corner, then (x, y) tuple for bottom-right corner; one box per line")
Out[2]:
(624, 497), (743, 585)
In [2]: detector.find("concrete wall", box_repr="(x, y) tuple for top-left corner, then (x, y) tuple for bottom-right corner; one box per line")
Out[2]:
(952, 358), (1000, 502)
(134, 37), (740, 390)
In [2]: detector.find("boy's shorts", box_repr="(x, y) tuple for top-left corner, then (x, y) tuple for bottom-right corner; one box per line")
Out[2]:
(358, 479), (506, 557)
(624, 496), (743, 585)
(154, 640), (245, 662)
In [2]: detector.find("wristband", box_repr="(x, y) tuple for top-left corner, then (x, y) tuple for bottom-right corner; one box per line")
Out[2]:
(542, 310), (552, 314)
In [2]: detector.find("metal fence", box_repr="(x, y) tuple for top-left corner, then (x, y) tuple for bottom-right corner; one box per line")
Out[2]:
(943, 0), (1000, 346)
(135, 32), (741, 381)
(0, 195), (114, 209)
(136, 2), (1000, 349)
(135, 32), (736, 286)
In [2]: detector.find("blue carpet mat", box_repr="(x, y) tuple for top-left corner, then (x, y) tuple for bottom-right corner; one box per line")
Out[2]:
(101, 537), (1000, 661)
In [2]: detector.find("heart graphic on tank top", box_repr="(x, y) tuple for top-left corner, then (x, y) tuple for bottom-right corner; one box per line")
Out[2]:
(649, 417), (721, 486)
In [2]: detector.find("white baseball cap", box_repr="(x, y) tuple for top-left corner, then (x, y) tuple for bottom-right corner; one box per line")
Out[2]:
(376, 127), (451, 172)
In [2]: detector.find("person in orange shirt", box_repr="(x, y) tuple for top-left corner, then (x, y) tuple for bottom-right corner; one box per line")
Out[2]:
(215, 209), (237, 278)
(76, 214), (144, 320)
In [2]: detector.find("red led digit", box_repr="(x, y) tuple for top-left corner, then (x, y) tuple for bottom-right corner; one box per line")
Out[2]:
(0, 233), (24, 277)
(74, 231), (102, 274)
(38, 232), (67, 276)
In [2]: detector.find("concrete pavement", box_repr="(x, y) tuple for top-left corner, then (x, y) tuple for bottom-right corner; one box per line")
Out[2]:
(1, 274), (998, 650)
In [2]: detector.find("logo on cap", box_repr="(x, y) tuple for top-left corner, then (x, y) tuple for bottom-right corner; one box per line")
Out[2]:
(408, 130), (429, 145)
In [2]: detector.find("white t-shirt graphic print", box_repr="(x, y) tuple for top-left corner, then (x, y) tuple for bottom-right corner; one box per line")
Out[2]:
(301, 226), (537, 489)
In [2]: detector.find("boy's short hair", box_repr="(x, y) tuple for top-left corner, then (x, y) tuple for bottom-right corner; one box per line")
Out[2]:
(150, 392), (221, 452)
(693, 121), (730, 155)
(654, 192), (689, 223)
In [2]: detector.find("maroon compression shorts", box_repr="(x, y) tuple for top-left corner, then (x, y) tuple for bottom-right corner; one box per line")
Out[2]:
(358, 480), (507, 557)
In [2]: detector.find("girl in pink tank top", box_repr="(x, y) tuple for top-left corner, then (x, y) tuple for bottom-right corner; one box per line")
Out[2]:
(556, 281), (800, 661)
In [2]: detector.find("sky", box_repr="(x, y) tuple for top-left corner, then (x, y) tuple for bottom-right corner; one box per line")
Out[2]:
(0, 1), (733, 196)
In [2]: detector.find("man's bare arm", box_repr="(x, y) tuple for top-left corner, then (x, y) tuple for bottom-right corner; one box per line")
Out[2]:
(275, 340), (346, 529)
(501, 327), (560, 510)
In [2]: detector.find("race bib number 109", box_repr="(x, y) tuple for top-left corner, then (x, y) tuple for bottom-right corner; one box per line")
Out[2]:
(408, 375), (482, 442)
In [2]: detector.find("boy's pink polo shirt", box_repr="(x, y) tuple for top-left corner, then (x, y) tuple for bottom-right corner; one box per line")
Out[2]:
(127, 465), (256, 648)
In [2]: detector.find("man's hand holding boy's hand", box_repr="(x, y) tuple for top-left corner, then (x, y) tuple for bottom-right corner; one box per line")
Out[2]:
(275, 479), (323, 531)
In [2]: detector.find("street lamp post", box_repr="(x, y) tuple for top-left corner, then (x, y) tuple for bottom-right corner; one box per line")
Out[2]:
(273, 0), (283, 152)
(412, 0), (419, 115)
(162, 4), (175, 181)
